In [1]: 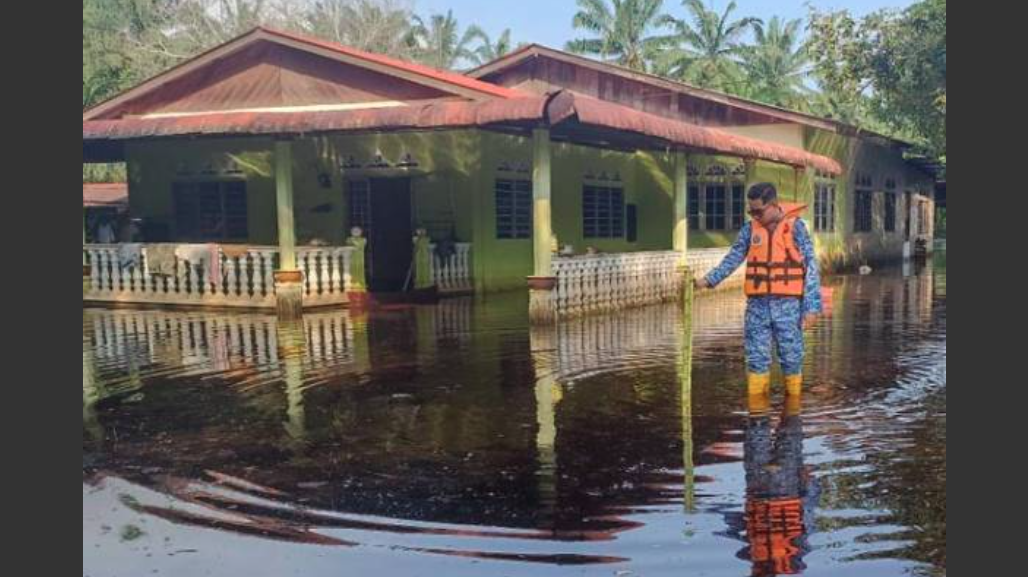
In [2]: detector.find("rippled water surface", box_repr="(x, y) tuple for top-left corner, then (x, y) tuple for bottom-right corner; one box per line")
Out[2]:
(83, 255), (945, 577)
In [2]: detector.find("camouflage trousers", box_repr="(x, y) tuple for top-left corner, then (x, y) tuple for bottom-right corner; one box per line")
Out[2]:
(745, 296), (804, 376)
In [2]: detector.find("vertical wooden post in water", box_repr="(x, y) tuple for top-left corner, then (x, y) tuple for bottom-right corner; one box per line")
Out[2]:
(528, 128), (556, 323)
(274, 139), (303, 319)
(680, 266), (696, 513)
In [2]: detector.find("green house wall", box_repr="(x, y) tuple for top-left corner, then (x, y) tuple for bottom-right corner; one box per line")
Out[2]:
(473, 133), (677, 292)
(127, 130), (681, 295)
(124, 126), (934, 295)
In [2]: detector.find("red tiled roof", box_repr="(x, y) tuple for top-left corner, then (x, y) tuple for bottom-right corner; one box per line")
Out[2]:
(550, 92), (843, 174)
(83, 91), (842, 174)
(83, 97), (550, 139)
(468, 43), (907, 147)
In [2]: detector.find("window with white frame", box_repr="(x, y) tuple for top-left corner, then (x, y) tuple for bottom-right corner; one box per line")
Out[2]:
(814, 172), (837, 232)
(814, 184), (836, 232)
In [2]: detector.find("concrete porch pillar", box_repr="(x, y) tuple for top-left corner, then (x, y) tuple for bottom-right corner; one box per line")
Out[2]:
(274, 139), (303, 319)
(673, 151), (690, 272)
(528, 127), (556, 324)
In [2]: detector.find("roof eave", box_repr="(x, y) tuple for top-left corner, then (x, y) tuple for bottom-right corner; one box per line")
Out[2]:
(469, 45), (912, 148)
(83, 91), (843, 175)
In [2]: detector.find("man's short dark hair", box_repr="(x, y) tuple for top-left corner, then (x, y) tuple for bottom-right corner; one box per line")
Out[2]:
(747, 182), (778, 204)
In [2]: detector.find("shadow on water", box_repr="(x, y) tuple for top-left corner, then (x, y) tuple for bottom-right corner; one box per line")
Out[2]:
(83, 255), (945, 576)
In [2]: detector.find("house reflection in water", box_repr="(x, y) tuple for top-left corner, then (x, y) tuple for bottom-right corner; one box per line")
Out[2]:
(82, 296), (705, 549)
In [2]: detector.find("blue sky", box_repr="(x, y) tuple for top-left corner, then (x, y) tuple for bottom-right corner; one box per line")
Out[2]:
(412, 0), (916, 49)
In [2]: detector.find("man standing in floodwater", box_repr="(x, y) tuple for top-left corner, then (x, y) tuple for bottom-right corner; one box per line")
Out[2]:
(695, 182), (822, 399)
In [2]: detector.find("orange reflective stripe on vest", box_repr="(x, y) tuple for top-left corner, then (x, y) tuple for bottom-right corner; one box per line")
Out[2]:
(745, 203), (807, 298)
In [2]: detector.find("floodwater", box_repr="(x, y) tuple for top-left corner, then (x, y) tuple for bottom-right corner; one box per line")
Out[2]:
(83, 254), (946, 577)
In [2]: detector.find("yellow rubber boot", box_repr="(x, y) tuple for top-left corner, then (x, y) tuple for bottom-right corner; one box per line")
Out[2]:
(748, 390), (771, 414)
(746, 372), (771, 414)
(747, 372), (771, 396)
(784, 374), (803, 397)
(785, 391), (802, 416)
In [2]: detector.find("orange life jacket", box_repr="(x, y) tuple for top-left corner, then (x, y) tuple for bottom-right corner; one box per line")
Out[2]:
(745, 203), (808, 298)
(746, 496), (805, 575)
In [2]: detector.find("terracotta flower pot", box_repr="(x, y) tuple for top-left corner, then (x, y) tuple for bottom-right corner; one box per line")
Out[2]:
(274, 270), (304, 284)
(526, 276), (557, 291)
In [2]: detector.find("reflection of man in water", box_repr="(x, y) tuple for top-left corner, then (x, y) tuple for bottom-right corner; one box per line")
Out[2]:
(726, 397), (817, 576)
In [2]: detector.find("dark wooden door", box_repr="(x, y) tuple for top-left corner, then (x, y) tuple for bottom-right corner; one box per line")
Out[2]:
(368, 178), (413, 292)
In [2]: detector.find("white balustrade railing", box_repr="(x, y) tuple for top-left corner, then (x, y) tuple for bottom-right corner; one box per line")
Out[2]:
(295, 246), (356, 305)
(428, 243), (473, 293)
(552, 251), (682, 317)
(83, 244), (356, 309)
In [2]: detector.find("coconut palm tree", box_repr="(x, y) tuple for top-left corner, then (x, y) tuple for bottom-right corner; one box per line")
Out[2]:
(408, 10), (481, 70)
(656, 0), (760, 93)
(739, 17), (812, 109)
(469, 28), (517, 66)
(566, 0), (672, 72)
